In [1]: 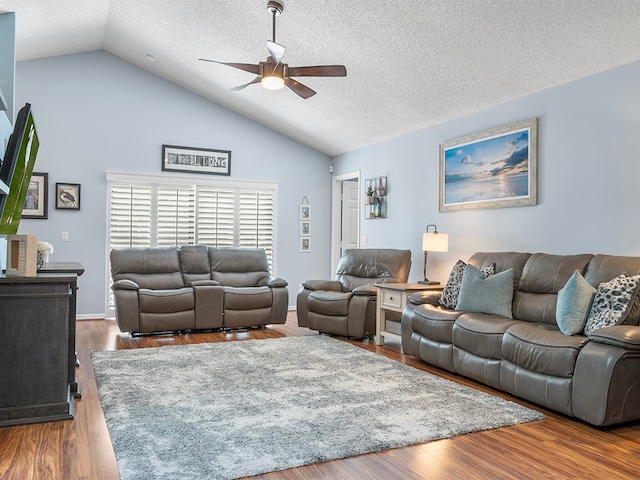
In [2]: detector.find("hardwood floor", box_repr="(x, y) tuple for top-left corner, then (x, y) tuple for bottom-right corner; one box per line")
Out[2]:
(2, 312), (640, 479)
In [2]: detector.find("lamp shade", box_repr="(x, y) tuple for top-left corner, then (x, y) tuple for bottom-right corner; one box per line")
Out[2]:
(422, 232), (449, 252)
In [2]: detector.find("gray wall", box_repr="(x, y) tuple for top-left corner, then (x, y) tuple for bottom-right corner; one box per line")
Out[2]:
(15, 51), (333, 316)
(334, 59), (640, 284)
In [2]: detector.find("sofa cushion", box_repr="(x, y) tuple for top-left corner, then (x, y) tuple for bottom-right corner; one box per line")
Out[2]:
(467, 251), (531, 288)
(110, 247), (185, 290)
(456, 266), (514, 318)
(223, 286), (273, 310)
(308, 291), (353, 316)
(556, 270), (597, 335)
(502, 323), (589, 378)
(439, 260), (495, 309)
(584, 273), (640, 335)
(209, 248), (270, 287)
(518, 253), (594, 294)
(513, 253), (593, 326)
(138, 287), (195, 313)
(452, 313), (519, 359)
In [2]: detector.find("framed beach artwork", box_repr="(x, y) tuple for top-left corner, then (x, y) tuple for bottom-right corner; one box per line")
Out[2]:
(439, 118), (538, 212)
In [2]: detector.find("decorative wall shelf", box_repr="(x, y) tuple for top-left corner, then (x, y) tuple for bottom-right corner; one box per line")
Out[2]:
(364, 176), (387, 219)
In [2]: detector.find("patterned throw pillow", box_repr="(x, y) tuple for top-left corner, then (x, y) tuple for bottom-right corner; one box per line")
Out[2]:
(439, 260), (496, 309)
(583, 273), (640, 335)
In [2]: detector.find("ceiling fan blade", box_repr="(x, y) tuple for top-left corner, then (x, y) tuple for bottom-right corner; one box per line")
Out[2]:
(284, 78), (316, 99)
(287, 65), (347, 77)
(229, 76), (262, 92)
(267, 40), (285, 65)
(198, 59), (260, 75)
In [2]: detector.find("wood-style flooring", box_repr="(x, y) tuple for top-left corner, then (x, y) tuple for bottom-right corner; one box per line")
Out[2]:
(1, 312), (640, 479)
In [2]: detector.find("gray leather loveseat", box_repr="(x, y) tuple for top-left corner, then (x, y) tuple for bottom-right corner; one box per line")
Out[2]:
(402, 251), (640, 426)
(110, 246), (288, 334)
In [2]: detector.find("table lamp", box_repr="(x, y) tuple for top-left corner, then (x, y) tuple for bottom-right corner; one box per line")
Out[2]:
(419, 224), (449, 284)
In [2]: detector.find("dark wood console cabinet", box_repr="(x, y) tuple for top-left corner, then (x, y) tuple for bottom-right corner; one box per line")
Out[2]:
(0, 271), (80, 427)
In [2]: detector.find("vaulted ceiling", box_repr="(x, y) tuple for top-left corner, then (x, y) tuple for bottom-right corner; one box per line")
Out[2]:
(2, 1), (640, 156)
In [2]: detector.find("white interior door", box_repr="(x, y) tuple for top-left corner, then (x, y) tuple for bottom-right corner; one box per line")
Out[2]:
(331, 172), (360, 273)
(341, 179), (359, 253)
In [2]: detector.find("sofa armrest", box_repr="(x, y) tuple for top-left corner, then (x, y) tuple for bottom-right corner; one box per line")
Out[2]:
(301, 279), (342, 291)
(112, 279), (139, 291)
(353, 284), (377, 296)
(408, 291), (441, 306)
(588, 325), (640, 351)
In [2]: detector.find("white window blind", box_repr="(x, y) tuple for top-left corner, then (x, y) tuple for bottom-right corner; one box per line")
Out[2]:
(105, 172), (277, 314)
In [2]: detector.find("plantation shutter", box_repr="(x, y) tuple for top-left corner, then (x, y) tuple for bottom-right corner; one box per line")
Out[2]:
(157, 186), (196, 246)
(239, 191), (275, 265)
(196, 188), (235, 247)
(108, 185), (152, 248)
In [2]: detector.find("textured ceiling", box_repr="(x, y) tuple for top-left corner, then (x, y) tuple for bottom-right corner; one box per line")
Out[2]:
(2, 1), (640, 156)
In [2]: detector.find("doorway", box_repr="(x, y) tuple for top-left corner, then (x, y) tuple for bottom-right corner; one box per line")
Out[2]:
(331, 171), (361, 273)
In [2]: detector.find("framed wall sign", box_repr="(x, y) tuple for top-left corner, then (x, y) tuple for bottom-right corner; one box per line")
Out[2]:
(22, 171), (48, 219)
(439, 118), (538, 212)
(162, 144), (231, 176)
(55, 182), (81, 210)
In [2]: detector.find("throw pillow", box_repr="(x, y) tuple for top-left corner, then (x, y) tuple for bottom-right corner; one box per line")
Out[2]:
(583, 273), (640, 335)
(439, 261), (495, 309)
(556, 270), (597, 335)
(455, 265), (514, 318)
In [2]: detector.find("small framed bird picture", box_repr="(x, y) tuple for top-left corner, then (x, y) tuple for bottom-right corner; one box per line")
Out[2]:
(55, 182), (81, 210)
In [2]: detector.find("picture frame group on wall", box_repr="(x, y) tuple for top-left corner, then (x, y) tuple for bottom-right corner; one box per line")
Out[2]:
(439, 118), (538, 212)
(22, 171), (48, 219)
(162, 144), (231, 176)
(299, 198), (311, 252)
(55, 182), (81, 210)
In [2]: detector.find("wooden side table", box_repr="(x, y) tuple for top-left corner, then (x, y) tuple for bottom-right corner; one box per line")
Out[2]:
(374, 283), (443, 347)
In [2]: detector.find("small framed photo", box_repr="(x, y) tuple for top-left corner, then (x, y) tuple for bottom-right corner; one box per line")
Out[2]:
(299, 205), (311, 220)
(55, 183), (81, 210)
(22, 172), (48, 219)
(162, 144), (231, 176)
(299, 237), (311, 252)
(299, 221), (311, 236)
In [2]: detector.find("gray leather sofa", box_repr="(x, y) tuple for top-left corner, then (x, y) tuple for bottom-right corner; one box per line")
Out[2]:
(401, 251), (640, 426)
(297, 248), (411, 338)
(110, 246), (288, 334)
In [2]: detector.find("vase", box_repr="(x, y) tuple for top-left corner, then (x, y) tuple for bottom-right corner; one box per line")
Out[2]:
(36, 251), (49, 270)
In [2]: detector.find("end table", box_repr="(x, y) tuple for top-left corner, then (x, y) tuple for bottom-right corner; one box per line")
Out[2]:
(374, 283), (443, 347)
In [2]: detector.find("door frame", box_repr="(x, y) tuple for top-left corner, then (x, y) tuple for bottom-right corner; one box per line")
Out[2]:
(331, 170), (361, 273)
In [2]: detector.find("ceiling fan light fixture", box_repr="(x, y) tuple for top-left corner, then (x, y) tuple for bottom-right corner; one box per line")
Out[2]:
(261, 74), (285, 90)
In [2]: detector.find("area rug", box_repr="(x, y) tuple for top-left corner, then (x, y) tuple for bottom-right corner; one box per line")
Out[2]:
(91, 335), (543, 480)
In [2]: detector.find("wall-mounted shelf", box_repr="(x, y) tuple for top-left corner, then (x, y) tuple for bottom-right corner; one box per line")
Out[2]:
(364, 176), (387, 219)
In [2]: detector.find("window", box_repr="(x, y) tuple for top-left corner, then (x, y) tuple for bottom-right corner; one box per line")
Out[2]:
(106, 172), (277, 314)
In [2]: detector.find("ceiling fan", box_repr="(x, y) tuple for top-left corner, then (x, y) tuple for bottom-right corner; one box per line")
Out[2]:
(199, 1), (347, 99)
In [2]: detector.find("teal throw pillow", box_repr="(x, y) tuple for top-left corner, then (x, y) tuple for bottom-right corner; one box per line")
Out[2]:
(556, 270), (597, 335)
(455, 265), (514, 318)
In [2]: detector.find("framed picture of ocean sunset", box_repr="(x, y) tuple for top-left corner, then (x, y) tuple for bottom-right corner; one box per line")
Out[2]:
(439, 118), (538, 212)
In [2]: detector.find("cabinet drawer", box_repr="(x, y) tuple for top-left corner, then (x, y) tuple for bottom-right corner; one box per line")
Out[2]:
(381, 289), (402, 309)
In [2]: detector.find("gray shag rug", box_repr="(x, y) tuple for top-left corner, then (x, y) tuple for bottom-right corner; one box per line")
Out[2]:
(91, 335), (543, 480)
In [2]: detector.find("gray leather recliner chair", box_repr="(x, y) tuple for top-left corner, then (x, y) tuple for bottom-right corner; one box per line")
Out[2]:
(296, 248), (411, 338)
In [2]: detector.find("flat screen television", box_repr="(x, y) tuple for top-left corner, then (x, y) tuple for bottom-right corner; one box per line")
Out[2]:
(0, 103), (39, 235)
